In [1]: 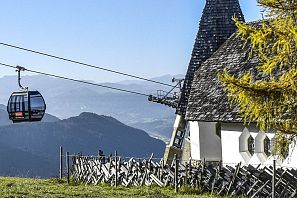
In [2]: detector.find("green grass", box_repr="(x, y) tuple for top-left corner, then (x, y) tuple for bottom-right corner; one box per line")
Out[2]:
(0, 177), (240, 198)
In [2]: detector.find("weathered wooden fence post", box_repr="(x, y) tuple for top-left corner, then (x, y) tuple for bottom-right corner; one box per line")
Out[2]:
(189, 157), (192, 177)
(160, 158), (164, 181)
(272, 159), (276, 198)
(174, 154), (179, 193)
(59, 146), (63, 179)
(66, 151), (70, 184)
(185, 161), (188, 188)
(200, 158), (205, 185)
(115, 150), (118, 187)
(227, 162), (241, 194)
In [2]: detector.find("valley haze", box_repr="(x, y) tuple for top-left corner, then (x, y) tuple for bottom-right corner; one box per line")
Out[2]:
(0, 74), (178, 178)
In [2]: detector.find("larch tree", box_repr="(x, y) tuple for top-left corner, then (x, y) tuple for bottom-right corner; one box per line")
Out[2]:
(218, 0), (297, 158)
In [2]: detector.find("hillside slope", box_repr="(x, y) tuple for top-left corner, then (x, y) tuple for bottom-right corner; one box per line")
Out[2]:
(0, 112), (165, 178)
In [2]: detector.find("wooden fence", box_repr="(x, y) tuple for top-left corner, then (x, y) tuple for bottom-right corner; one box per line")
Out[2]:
(61, 150), (297, 198)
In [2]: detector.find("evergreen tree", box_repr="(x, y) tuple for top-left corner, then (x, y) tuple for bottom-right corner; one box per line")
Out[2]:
(218, 0), (297, 158)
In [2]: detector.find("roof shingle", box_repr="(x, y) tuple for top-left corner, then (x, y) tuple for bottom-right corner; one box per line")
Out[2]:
(176, 0), (244, 116)
(185, 33), (261, 122)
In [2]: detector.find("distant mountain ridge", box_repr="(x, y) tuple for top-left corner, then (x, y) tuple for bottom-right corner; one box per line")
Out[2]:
(0, 112), (165, 178)
(0, 74), (176, 120)
(117, 74), (184, 85)
(0, 74), (177, 139)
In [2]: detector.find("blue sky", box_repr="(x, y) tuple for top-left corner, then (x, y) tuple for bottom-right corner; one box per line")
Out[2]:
(0, 0), (261, 83)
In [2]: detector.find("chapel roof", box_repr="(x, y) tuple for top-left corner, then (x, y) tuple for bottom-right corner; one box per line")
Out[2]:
(185, 30), (262, 122)
(176, 0), (244, 116)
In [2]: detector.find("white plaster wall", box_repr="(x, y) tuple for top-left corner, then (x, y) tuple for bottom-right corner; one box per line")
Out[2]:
(190, 121), (200, 160)
(221, 123), (297, 168)
(221, 128), (243, 165)
(190, 121), (222, 161)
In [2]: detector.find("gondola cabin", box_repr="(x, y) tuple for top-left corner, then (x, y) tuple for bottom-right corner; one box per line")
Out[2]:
(7, 91), (46, 123)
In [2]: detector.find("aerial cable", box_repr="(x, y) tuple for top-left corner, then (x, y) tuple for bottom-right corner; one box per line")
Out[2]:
(0, 62), (150, 97)
(0, 42), (175, 88)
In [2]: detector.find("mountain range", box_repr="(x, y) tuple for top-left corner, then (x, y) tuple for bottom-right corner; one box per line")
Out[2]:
(0, 74), (179, 177)
(0, 74), (179, 140)
(0, 112), (165, 178)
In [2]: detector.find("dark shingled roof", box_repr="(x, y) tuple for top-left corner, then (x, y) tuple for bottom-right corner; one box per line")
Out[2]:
(176, 0), (244, 116)
(185, 32), (261, 122)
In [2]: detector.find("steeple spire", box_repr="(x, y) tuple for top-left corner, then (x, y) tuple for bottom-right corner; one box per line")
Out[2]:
(162, 0), (244, 165)
(177, 0), (244, 115)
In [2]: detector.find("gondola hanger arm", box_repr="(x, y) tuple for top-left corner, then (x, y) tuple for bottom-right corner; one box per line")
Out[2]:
(16, 65), (28, 91)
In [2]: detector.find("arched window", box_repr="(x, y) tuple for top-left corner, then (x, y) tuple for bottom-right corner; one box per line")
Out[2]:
(264, 136), (271, 157)
(239, 127), (254, 163)
(248, 135), (255, 156)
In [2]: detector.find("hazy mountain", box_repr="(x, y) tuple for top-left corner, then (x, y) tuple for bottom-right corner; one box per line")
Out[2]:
(130, 117), (174, 142)
(0, 112), (165, 178)
(42, 114), (60, 123)
(117, 74), (184, 85)
(0, 105), (13, 125)
(0, 74), (177, 138)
